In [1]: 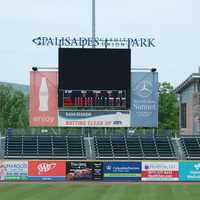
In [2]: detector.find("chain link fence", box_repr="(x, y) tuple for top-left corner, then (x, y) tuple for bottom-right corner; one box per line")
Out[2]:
(1, 127), (179, 138)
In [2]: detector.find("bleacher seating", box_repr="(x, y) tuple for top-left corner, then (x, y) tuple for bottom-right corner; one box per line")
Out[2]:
(155, 137), (176, 158)
(5, 136), (22, 157)
(4, 135), (86, 160)
(23, 136), (37, 156)
(126, 136), (143, 159)
(141, 137), (158, 158)
(5, 134), (176, 160)
(38, 136), (52, 157)
(53, 136), (68, 157)
(180, 136), (200, 159)
(94, 136), (113, 159)
(112, 136), (128, 159)
(68, 136), (86, 159)
(94, 135), (176, 160)
(94, 136), (128, 159)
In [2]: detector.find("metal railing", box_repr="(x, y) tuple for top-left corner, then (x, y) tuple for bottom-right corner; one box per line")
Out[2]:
(1, 127), (180, 138)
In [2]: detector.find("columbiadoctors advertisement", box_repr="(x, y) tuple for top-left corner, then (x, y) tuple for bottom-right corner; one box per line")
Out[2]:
(103, 162), (141, 181)
(29, 71), (58, 127)
(142, 162), (179, 181)
(179, 162), (200, 181)
(58, 110), (130, 127)
(4, 161), (28, 180)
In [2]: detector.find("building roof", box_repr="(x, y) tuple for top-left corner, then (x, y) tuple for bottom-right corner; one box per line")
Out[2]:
(174, 73), (200, 93)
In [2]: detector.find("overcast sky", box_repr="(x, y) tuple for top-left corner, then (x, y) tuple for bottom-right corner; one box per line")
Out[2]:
(0, 0), (200, 87)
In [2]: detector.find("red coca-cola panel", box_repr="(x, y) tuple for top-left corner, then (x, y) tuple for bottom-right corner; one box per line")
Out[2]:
(28, 161), (66, 177)
(29, 71), (58, 127)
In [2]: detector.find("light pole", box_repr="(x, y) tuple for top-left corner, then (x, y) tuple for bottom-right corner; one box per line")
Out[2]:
(92, 0), (96, 48)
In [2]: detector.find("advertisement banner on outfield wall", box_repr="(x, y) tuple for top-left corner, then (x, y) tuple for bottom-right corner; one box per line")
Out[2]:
(142, 161), (179, 181)
(29, 71), (58, 127)
(28, 160), (66, 181)
(66, 162), (103, 181)
(179, 162), (200, 181)
(103, 162), (141, 181)
(4, 161), (28, 180)
(0, 161), (6, 181)
(131, 72), (158, 128)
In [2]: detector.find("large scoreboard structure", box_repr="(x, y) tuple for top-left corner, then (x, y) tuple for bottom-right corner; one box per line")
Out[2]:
(29, 48), (158, 128)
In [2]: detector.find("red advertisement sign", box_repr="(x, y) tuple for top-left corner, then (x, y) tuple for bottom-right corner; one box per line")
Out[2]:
(142, 171), (178, 178)
(28, 161), (66, 177)
(142, 161), (179, 181)
(29, 71), (58, 126)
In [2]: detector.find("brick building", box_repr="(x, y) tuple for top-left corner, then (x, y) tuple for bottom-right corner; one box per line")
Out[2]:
(174, 69), (200, 135)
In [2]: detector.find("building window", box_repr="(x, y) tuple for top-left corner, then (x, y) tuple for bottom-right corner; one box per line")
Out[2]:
(181, 103), (187, 128)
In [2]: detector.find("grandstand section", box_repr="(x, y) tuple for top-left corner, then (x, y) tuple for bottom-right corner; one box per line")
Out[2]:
(4, 135), (86, 160)
(94, 135), (176, 160)
(4, 133), (176, 160)
(180, 136), (200, 159)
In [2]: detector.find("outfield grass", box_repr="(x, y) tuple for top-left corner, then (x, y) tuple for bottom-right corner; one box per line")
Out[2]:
(0, 183), (200, 200)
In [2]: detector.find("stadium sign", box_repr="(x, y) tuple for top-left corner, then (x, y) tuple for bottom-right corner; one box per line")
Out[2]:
(28, 160), (66, 181)
(66, 161), (103, 181)
(4, 161), (28, 181)
(142, 161), (179, 181)
(32, 36), (156, 48)
(58, 110), (130, 127)
(103, 162), (141, 181)
(29, 71), (58, 127)
(0, 161), (6, 181)
(131, 72), (158, 128)
(179, 162), (200, 181)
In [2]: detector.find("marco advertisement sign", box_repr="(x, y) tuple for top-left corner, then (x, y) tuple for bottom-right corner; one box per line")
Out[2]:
(103, 162), (141, 181)
(179, 162), (200, 181)
(0, 161), (6, 181)
(4, 161), (28, 181)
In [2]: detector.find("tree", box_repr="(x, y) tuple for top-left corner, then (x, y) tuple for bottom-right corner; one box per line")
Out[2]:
(158, 82), (179, 130)
(0, 85), (28, 134)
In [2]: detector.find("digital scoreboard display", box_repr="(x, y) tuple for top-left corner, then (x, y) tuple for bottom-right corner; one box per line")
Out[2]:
(58, 48), (131, 109)
(29, 48), (158, 128)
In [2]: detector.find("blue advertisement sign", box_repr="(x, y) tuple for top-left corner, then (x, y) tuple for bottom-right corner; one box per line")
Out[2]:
(179, 162), (200, 181)
(131, 72), (158, 127)
(103, 162), (141, 181)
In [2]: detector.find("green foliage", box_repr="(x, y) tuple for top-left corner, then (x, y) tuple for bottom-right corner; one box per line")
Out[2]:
(0, 85), (28, 133)
(0, 82), (179, 135)
(158, 82), (179, 129)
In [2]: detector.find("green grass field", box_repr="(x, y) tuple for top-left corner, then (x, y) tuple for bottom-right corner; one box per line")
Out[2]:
(0, 183), (200, 200)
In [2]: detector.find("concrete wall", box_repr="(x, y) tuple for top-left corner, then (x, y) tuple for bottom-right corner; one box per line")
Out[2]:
(180, 84), (194, 135)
